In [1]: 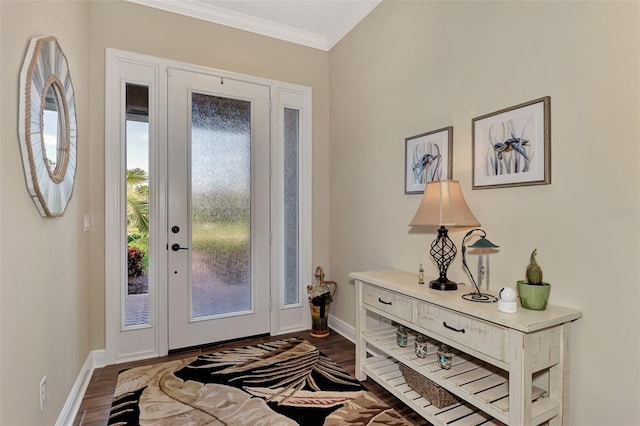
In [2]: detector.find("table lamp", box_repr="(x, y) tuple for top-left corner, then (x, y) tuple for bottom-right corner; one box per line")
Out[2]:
(409, 180), (480, 290)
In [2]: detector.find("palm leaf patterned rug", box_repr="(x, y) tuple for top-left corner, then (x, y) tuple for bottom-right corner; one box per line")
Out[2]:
(108, 337), (413, 425)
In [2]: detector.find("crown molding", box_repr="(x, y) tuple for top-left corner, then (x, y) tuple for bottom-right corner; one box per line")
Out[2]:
(325, 1), (380, 49)
(125, 0), (380, 51)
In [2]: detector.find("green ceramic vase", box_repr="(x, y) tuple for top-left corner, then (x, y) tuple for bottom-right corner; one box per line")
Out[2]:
(517, 280), (551, 311)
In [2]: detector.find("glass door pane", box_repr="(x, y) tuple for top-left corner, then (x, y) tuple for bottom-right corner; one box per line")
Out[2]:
(125, 83), (150, 327)
(283, 108), (299, 306)
(191, 93), (251, 318)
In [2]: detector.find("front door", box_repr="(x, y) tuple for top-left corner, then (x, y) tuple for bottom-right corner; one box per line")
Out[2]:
(167, 68), (271, 350)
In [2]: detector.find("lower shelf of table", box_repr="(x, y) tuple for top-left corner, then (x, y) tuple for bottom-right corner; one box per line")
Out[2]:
(363, 355), (505, 426)
(361, 325), (560, 425)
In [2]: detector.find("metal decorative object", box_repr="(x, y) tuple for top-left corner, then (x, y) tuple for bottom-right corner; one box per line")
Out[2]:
(429, 226), (458, 290)
(461, 228), (499, 303)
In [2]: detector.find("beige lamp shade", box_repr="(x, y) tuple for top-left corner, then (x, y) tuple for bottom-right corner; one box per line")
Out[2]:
(409, 180), (480, 227)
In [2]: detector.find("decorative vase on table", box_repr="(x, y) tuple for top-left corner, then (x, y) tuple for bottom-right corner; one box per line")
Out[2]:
(415, 333), (428, 358)
(396, 325), (408, 347)
(437, 344), (453, 370)
(517, 249), (551, 311)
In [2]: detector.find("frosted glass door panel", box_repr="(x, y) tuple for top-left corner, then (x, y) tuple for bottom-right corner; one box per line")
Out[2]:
(191, 93), (251, 318)
(283, 108), (299, 306)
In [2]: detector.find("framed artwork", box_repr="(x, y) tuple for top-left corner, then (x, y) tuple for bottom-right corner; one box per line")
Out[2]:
(472, 96), (550, 189)
(404, 126), (453, 194)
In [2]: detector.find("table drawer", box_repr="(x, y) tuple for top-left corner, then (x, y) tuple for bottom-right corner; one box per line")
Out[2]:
(363, 284), (413, 322)
(416, 302), (506, 362)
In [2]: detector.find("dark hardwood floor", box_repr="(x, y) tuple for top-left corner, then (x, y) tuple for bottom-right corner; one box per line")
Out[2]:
(74, 329), (429, 425)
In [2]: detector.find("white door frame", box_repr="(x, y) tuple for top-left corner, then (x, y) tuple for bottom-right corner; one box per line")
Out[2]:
(105, 49), (312, 364)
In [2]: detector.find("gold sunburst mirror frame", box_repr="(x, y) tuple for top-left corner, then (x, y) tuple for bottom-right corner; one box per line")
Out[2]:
(18, 36), (77, 217)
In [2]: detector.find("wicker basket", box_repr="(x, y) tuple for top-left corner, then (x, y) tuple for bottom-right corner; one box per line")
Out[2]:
(399, 363), (458, 408)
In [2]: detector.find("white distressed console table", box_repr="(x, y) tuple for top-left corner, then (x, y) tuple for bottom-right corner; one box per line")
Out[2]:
(351, 269), (582, 426)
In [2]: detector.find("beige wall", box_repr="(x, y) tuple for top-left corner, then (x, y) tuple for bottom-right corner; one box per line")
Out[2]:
(329, 1), (639, 425)
(88, 1), (331, 348)
(0, 0), (330, 422)
(2, 0), (638, 424)
(0, 1), (91, 424)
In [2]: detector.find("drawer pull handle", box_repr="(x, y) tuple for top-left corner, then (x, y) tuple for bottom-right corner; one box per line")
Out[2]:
(378, 297), (392, 305)
(443, 321), (465, 333)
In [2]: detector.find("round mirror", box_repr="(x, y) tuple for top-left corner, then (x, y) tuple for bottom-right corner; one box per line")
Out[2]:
(42, 80), (71, 183)
(18, 36), (77, 217)
(42, 84), (60, 172)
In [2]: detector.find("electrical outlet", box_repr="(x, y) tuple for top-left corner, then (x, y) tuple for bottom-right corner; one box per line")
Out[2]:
(39, 376), (46, 411)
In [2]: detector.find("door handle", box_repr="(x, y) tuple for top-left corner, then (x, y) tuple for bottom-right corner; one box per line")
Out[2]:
(171, 243), (189, 251)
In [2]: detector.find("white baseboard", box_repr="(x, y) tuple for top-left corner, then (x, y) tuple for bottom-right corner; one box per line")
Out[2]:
(328, 314), (382, 358)
(56, 350), (106, 426)
(328, 314), (355, 343)
(92, 349), (107, 369)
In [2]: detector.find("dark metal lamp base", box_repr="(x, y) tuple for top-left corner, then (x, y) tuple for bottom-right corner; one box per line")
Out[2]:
(429, 278), (458, 291)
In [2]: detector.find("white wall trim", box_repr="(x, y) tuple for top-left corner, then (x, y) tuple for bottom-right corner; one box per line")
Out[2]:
(328, 314), (355, 343)
(124, 0), (380, 51)
(126, 0), (324, 50)
(55, 350), (105, 426)
(105, 49), (166, 365)
(324, 1), (381, 49)
(270, 87), (313, 336)
(91, 349), (107, 369)
(106, 49), (313, 363)
(328, 316), (382, 358)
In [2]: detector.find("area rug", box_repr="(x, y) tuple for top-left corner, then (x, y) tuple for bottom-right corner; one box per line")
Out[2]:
(108, 337), (412, 425)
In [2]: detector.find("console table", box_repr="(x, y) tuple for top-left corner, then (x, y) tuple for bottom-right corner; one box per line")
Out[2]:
(351, 269), (582, 426)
